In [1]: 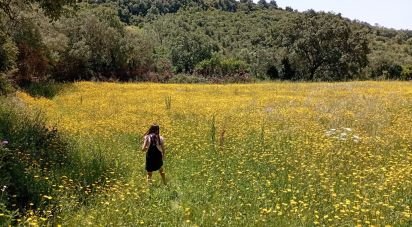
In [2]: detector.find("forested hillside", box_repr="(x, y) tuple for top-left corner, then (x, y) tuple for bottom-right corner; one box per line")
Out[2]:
(1, 0), (412, 91)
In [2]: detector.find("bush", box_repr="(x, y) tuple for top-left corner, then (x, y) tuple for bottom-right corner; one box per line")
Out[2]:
(168, 74), (208, 83)
(0, 97), (120, 223)
(12, 20), (51, 86)
(0, 201), (17, 226)
(170, 33), (216, 73)
(266, 65), (279, 80)
(401, 65), (412, 80)
(22, 82), (67, 99)
(225, 72), (256, 83)
(0, 74), (15, 96)
(195, 55), (250, 77)
(370, 58), (404, 80)
(0, 32), (18, 73)
(0, 98), (72, 211)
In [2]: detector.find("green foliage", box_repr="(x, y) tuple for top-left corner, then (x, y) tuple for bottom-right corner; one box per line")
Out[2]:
(0, 98), (69, 212)
(168, 73), (207, 83)
(51, 4), (156, 81)
(143, 6), (410, 81)
(386, 64), (403, 79)
(10, 19), (51, 85)
(368, 57), (405, 79)
(27, 0), (76, 20)
(0, 31), (17, 73)
(2, 0), (412, 83)
(170, 32), (216, 73)
(0, 0), (76, 20)
(0, 201), (17, 226)
(143, 9), (377, 81)
(266, 65), (278, 80)
(195, 54), (250, 77)
(90, 0), (241, 23)
(22, 82), (68, 99)
(121, 26), (155, 80)
(278, 12), (370, 81)
(145, 9), (282, 78)
(401, 65), (412, 80)
(279, 57), (295, 80)
(60, 6), (125, 79)
(0, 73), (15, 96)
(0, 97), (118, 223)
(367, 28), (412, 80)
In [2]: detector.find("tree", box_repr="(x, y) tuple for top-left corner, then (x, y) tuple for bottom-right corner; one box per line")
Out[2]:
(121, 26), (155, 80)
(0, 17), (17, 94)
(280, 57), (295, 80)
(0, 0), (76, 20)
(52, 4), (159, 81)
(401, 65), (412, 80)
(0, 30), (17, 72)
(52, 5), (126, 81)
(369, 57), (403, 79)
(266, 65), (278, 79)
(194, 54), (249, 77)
(238, 0), (254, 12)
(278, 12), (369, 81)
(210, 0), (237, 12)
(257, 0), (268, 9)
(0, 0), (76, 86)
(170, 32), (216, 73)
(285, 6), (293, 12)
(268, 0), (277, 9)
(11, 19), (51, 85)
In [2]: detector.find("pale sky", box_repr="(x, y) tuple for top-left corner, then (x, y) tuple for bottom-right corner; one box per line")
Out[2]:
(256, 0), (411, 30)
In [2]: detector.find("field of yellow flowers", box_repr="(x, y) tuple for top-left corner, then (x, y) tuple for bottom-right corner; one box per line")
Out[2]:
(18, 81), (412, 226)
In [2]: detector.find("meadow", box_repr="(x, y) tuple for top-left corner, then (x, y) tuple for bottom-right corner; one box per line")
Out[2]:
(16, 81), (412, 226)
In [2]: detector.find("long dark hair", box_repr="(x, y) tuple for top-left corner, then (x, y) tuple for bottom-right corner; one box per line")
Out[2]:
(145, 124), (160, 145)
(145, 124), (160, 136)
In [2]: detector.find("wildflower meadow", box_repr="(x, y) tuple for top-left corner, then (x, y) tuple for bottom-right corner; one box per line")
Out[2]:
(15, 81), (412, 226)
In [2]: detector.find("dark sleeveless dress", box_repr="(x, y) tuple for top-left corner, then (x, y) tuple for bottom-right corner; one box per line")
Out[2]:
(145, 134), (163, 172)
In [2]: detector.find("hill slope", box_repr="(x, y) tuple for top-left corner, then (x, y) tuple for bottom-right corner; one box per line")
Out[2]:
(1, 0), (412, 87)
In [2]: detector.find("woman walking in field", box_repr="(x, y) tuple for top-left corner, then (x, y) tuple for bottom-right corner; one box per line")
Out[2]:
(142, 124), (166, 185)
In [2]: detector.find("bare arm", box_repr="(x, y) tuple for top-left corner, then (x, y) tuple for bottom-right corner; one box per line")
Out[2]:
(142, 136), (148, 152)
(161, 144), (165, 157)
(160, 137), (165, 158)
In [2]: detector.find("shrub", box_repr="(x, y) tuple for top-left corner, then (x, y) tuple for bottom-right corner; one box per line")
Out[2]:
(370, 58), (404, 80)
(22, 82), (67, 99)
(266, 65), (279, 80)
(168, 74), (208, 83)
(11, 20), (51, 86)
(0, 97), (120, 223)
(0, 98), (71, 211)
(401, 65), (412, 80)
(0, 32), (18, 73)
(0, 74), (15, 96)
(195, 55), (250, 77)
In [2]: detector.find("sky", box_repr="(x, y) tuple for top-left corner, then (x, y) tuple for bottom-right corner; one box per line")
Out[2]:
(257, 0), (411, 30)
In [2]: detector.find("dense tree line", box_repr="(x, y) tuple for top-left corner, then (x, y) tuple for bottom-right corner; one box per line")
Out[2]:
(85, 0), (279, 24)
(145, 9), (373, 81)
(1, 0), (412, 92)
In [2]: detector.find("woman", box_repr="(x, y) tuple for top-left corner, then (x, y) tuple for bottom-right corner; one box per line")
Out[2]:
(142, 124), (166, 185)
